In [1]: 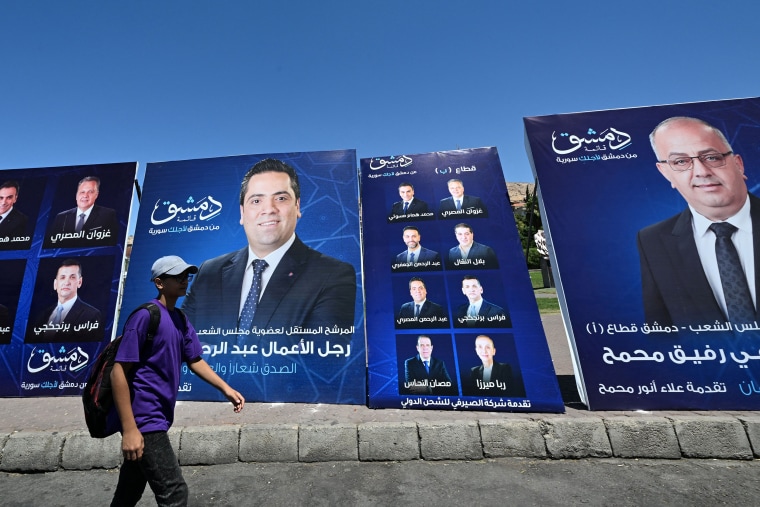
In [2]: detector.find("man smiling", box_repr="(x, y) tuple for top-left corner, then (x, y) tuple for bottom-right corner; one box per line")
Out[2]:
(182, 158), (356, 339)
(638, 116), (758, 328)
(46, 176), (119, 247)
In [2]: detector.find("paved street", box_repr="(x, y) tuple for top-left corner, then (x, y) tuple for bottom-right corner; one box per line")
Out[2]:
(2, 458), (760, 506)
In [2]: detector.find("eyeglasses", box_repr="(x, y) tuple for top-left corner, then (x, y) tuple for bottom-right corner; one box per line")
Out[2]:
(659, 151), (733, 172)
(163, 273), (193, 283)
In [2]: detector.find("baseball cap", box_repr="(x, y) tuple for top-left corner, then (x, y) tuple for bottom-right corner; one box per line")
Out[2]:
(150, 255), (198, 281)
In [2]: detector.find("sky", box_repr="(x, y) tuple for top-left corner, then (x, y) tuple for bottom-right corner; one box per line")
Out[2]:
(1, 1), (759, 187)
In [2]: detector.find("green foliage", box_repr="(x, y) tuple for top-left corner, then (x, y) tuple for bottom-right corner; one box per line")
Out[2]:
(512, 184), (543, 269)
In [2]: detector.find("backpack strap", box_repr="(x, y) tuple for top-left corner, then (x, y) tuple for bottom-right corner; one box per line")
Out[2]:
(139, 302), (162, 340)
(121, 303), (162, 358)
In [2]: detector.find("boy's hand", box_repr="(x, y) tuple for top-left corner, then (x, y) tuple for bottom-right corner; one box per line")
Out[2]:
(224, 388), (245, 413)
(121, 428), (144, 461)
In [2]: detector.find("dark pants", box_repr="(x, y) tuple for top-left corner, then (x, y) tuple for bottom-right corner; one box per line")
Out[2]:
(111, 431), (188, 507)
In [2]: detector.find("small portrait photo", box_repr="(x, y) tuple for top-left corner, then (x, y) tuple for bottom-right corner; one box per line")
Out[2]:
(456, 333), (525, 398)
(25, 256), (113, 343)
(397, 333), (458, 396)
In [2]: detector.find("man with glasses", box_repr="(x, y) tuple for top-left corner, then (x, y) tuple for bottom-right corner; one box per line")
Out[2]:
(637, 116), (758, 328)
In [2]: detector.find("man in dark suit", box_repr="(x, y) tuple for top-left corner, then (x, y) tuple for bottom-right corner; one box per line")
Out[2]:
(388, 182), (433, 222)
(182, 159), (356, 342)
(27, 258), (103, 343)
(396, 277), (448, 328)
(463, 335), (525, 397)
(438, 178), (488, 219)
(447, 223), (499, 269)
(0, 180), (29, 249)
(393, 226), (441, 272)
(638, 117), (759, 328)
(46, 176), (119, 247)
(454, 276), (511, 328)
(401, 335), (456, 395)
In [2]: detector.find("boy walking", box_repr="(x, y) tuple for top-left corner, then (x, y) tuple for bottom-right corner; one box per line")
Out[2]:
(110, 255), (245, 506)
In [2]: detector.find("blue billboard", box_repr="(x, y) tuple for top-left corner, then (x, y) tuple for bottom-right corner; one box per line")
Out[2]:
(0, 163), (136, 396)
(524, 97), (760, 410)
(361, 147), (563, 412)
(119, 151), (365, 404)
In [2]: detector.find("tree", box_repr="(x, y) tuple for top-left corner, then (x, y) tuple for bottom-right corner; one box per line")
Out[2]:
(512, 182), (543, 269)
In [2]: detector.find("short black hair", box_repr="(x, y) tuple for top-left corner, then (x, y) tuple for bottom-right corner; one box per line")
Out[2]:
(57, 258), (82, 276)
(0, 180), (20, 194)
(454, 223), (473, 233)
(408, 276), (425, 289)
(239, 158), (300, 205)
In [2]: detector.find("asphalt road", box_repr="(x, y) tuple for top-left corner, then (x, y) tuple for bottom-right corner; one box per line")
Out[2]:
(2, 458), (759, 506)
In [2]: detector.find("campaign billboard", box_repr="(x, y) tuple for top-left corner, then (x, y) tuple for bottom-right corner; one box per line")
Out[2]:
(524, 97), (760, 410)
(119, 150), (365, 404)
(0, 163), (136, 396)
(361, 147), (564, 412)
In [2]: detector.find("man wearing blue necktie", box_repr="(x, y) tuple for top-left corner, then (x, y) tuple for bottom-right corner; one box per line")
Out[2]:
(438, 179), (488, 219)
(183, 159), (356, 342)
(45, 176), (119, 247)
(396, 277), (448, 328)
(387, 182), (432, 222)
(27, 258), (103, 343)
(393, 226), (441, 272)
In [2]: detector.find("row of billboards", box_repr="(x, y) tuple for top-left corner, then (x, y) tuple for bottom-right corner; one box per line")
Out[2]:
(2, 96), (758, 411)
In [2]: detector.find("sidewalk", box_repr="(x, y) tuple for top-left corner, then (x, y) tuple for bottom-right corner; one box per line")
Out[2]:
(2, 314), (759, 472)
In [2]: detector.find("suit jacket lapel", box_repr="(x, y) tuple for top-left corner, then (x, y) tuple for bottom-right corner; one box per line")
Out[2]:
(254, 238), (307, 326)
(668, 208), (724, 318)
(221, 247), (248, 325)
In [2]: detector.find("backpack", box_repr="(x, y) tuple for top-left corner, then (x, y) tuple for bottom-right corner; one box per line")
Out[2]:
(82, 302), (162, 438)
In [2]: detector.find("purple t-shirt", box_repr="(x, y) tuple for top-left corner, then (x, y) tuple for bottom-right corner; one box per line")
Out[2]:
(110, 299), (203, 433)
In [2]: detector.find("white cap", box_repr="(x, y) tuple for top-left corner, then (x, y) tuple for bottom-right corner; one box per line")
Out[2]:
(150, 255), (198, 281)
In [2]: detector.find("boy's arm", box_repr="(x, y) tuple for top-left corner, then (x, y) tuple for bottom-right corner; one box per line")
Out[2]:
(187, 357), (245, 412)
(110, 362), (144, 460)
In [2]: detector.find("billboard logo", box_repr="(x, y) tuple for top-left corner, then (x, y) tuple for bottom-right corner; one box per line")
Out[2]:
(369, 155), (413, 171)
(150, 195), (223, 226)
(27, 346), (90, 374)
(552, 127), (632, 155)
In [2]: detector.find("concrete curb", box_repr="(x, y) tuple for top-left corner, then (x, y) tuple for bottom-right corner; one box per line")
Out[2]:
(2, 415), (759, 473)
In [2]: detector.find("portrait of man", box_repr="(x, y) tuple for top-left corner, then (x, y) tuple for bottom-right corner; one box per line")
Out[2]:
(454, 276), (511, 328)
(182, 158), (356, 341)
(447, 223), (499, 269)
(401, 335), (457, 395)
(637, 116), (760, 328)
(46, 176), (119, 247)
(462, 335), (525, 397)
(438, 178), (488, 219)
(0, 180), (29, 249)
(392, 226), (441, 272)
(388, 182), (433, 222)
(27, 258), (103, 343)
(395, 277), (449, 329)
